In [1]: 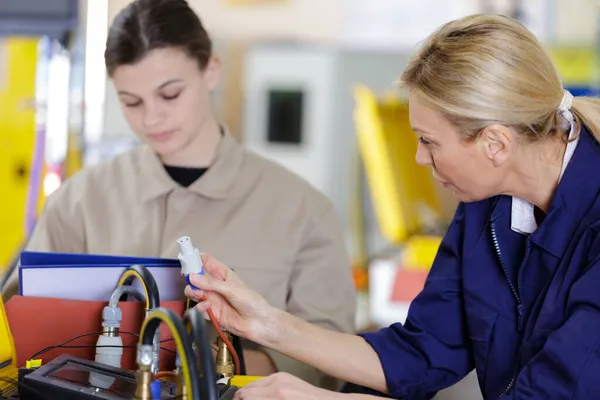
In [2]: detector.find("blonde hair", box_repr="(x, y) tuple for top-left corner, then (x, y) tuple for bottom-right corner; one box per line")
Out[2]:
(401, 14), (600, 142)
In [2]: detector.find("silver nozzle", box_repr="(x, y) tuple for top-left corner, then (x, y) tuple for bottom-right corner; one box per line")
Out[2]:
(151, 328), (161, 374)
(136, 344), (154, 367)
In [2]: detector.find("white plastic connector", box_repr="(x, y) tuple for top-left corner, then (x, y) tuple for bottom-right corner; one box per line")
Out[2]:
(101, 306), (122, 330)
(93, 306), (124, 376)
(177, 236), (203, 275)
(95, 334), (123, 368)
(90, 334), (123, 389)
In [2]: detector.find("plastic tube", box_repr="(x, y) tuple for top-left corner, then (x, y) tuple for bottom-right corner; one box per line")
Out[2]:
(116, 264), (161, 373)
(139, 308), (201, 400)
(109, 285), (145, 308)
(184, 308), (218, 400)
(117, 264), (160, 310)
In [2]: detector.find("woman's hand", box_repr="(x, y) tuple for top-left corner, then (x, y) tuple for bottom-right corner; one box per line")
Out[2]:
(185, 253), (280, 344)
(186, 255), (387, 394)
(233, 373), (338, 400)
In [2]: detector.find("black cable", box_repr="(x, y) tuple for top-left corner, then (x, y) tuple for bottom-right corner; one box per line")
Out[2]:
(140, 308), (202, 400)
(232, 334), (246, 376)
(29, 331), (175, 360)
(29, 331), (101, 360)
(218, 386), (239, 400)
(118, 264), (160, 309)
(184, 308), (218, 400)
(32, 344), (176, 355)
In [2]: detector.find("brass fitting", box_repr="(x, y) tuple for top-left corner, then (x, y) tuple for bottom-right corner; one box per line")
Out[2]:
(102, 326), (119, 337)
(174, 364), (188, 400)
(133, 365), (153, 400)
(215, 331), (235, 377)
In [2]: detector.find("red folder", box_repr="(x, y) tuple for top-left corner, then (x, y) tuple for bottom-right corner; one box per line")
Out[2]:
(5, 296), (186, 371)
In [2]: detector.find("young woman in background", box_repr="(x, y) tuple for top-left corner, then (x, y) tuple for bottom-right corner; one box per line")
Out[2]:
(3, 0), (356, 384)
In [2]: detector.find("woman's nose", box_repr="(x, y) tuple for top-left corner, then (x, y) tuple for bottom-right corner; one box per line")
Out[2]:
(415, 142), (433, 166)
(142, 102), (166, 128)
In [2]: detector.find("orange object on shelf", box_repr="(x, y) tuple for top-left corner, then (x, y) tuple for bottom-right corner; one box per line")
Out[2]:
(390, 269), (428, 303)
(352, 267), (369, 292)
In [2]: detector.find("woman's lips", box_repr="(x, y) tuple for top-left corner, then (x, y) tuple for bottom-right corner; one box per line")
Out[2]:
(148, 130), (176, 142)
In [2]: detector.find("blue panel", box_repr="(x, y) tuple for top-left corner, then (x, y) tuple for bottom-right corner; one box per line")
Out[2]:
(0, 0), (78, 39)
(564, 86), (600, 97)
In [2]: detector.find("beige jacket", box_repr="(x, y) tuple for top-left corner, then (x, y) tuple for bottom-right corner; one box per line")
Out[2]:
(3, 130), (356, 386)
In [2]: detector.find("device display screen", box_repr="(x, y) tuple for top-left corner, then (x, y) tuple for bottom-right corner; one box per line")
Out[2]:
(48, 361), (137, 398)
(266, 88), (304, 145)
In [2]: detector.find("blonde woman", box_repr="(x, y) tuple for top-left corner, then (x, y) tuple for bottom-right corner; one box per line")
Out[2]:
(185, 14), (600, 400)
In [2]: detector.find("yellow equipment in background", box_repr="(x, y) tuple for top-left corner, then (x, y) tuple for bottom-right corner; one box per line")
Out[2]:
(353, 85), (443, 271)
(548, 46), (598, 88)
(0, 38), (41, 273)
(0, 294), (18, 394)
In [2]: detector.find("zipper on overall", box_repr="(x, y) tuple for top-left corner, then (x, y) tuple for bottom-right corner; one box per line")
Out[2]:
(490, 222), (531, 398)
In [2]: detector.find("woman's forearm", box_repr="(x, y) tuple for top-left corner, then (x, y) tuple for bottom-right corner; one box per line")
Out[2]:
(259, 308), (388, 393)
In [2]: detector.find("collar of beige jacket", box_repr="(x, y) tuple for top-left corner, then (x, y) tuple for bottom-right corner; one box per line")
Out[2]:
(140, 127), (244, 202)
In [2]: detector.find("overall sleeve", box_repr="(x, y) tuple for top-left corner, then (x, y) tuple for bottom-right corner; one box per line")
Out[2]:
(512, 253), (600, 399)
(1, 179), (86, 301)
(359, 204), (472, 399)
(263, 204), (357, 389)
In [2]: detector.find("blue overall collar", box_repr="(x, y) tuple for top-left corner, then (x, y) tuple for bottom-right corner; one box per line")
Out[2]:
(490, 125), (600, 258)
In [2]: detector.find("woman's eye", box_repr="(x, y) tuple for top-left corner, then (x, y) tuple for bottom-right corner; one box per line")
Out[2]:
(124, 101), (141, 108)
(163, 93), (180, 101)
(418, 136), (432, 145)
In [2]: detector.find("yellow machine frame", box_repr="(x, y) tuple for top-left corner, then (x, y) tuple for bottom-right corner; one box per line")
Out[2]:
(353, 85), (444, 270)
(354, 85), (442, 242)
(0, 38), (41, 272)
(0, 295), (17, 394)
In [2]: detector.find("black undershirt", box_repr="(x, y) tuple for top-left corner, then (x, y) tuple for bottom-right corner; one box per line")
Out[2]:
(163, 127), (224, 187)
(164, 165), (208, 187)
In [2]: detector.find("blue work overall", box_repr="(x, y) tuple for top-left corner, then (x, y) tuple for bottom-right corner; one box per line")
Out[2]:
(362, 126), (600, 399)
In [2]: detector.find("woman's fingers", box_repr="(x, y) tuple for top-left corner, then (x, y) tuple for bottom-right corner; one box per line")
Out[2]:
(193, 300), (212, 315)
(189, 272), (237, 299)
(183, 285), (204, 300)
(234, 386), (277, 400)
(234, 375), (280, 399)
(242, 374), (276, 389)
(200, 253), (242, 283)
(184, 286), (210, 307)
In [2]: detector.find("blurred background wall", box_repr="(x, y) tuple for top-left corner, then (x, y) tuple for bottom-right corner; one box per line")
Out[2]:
(99, 0), (600, 254)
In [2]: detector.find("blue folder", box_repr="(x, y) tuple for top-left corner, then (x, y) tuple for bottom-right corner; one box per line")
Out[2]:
(18, 251), (186, 302)
(20, 251), (181, 267)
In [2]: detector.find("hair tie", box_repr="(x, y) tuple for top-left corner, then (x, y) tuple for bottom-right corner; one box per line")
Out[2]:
(558, 90), (574, 131)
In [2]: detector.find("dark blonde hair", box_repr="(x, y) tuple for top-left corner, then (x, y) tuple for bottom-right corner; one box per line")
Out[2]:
(402, 14), (600, 142)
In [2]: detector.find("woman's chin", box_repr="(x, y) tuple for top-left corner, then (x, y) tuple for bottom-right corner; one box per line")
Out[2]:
(149, 140), (185, 158)
(454, 190), (490, 203)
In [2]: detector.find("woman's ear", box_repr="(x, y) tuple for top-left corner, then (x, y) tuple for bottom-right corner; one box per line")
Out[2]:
(203, 55), (221, 91)
(480, 124), (515, 167)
